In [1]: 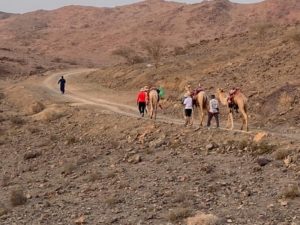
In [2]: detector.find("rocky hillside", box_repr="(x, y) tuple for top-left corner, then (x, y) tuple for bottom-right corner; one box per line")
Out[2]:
(0, 0), (299, 77)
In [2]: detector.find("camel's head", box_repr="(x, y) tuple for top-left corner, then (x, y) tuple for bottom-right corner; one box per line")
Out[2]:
(216, 88), (224, 94)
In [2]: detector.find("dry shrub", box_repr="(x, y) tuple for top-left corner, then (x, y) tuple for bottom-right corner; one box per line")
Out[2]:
(33, 106), (65, 122)
(251, 23), (274, 42)
(167, 207), (192, 223)
(187, 213), (220, 225)
(112, 47), (144, 65)
(66, 136), (77, 145)
(141, 39), (165, 68)
(88, 172), (102, 182)
(105, 195), (123, 206)
(105, 171), (117, 179)
(286, 29), (300, 45)
(26, 101), (45, 115)
(251, 141), (275, 156)
(28, 127), (40, 134)
(281, 184), (300, 199)
(273, 149), (291, 160)
(62, 162), (77, 175)
(1, 175), (10, 187)
(172, 192), (193, 204)
(10, 189), (27, 207)
(10, 116), (25, 125)
(174, 46), (186, 55)
(0, 202), (8, 216)
(0, 92), (5, 100)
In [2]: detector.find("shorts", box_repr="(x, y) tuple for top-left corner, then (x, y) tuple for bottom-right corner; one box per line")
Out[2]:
(185, 109), (192, 117)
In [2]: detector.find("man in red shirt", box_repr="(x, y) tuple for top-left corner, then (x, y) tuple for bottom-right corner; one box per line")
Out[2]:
(137, 88), (147, 117)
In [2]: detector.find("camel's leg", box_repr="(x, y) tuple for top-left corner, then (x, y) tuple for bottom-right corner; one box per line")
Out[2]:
(154, 105), (157, 120)
(229, 112), (234, 130)
(226, 112), (230, 129)
(198, 107), (203, 126)
(149, 103), (153, 119)
(240, 109), (248, 131)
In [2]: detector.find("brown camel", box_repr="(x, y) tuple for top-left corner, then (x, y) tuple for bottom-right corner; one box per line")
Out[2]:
(194, 91), (208, 126)
(216, 88), (249, 131)
(148, 89), (159, 119)
(184, 84), (208, 126)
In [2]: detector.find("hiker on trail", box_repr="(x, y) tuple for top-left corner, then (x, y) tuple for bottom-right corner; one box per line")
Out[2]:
(137, 87), (147, 117)
(183, 91), (193, 127)
(207, 94), (219, 128)
(58, 76), (66, 94)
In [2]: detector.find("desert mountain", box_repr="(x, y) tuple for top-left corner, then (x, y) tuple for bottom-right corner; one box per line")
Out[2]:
(0, 0), (299, 77)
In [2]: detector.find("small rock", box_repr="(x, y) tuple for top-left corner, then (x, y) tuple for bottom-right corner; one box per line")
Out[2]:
(127, 155), (142, 164)
(206, 143), (215, 151)
(74, 216), (85, 224)
(253, 132), (268, 143)
(278, 199), (288, 206)
(257, 158), (271, 167)
(24, 151), (42, 160)
(227, 219), (233, 223)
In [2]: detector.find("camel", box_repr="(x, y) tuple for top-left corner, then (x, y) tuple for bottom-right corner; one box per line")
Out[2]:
(194, 91), (209, 126)
(216, 88), (248, 131)
(148, 89), (159, 119)
(184, 84), (208, 126)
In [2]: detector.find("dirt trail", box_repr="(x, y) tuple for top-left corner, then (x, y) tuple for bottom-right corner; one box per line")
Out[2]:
(41, 69), (300, 142)
(43, 69), (184, 125)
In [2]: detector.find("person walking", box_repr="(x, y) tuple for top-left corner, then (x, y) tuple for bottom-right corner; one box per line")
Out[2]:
(183, 92), (193, 127)
(58, 76), (66, 94)
(207, 94), (219, 128)
(137, 88), (147, 117)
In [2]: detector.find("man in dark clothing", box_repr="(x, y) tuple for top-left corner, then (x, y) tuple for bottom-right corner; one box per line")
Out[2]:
(58, 76), (66, 94)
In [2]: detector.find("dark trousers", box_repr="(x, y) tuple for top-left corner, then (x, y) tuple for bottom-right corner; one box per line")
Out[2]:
(207, 112), (219, 127)
(60, 85), (65, 94)
(138, 102), (146, 115)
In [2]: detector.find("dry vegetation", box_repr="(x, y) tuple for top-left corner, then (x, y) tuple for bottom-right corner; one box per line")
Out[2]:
(10, 189), (27, 207)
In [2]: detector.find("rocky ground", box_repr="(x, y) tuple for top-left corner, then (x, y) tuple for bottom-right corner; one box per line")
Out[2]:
(0, 71), (299, 225)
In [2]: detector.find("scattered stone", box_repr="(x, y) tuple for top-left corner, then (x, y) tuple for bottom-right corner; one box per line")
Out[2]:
(206, 143), (215, 151)
(186, 212), (220, 225)
(74, 216), (86, 224)
(278, 199), (288, 206)
(257, 158), (271, 167)
(127, 154), (142, 164)
(24, 151), (42, 160)
(253, 132), (268, 143)
(283, 156), (292, 167)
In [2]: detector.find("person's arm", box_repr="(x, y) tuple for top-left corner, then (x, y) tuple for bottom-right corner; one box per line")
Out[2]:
(58, 79), (61, 84)
(137, 93), (140, 105)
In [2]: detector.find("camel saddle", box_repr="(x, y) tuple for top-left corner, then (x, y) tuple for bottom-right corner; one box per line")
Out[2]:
(191, 87), (204, 107)
(227, 88), (240, 112)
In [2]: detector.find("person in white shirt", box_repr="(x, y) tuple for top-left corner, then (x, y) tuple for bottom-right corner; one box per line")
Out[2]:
(183, 92), (193, 126)
(207, 94), (219, 128)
